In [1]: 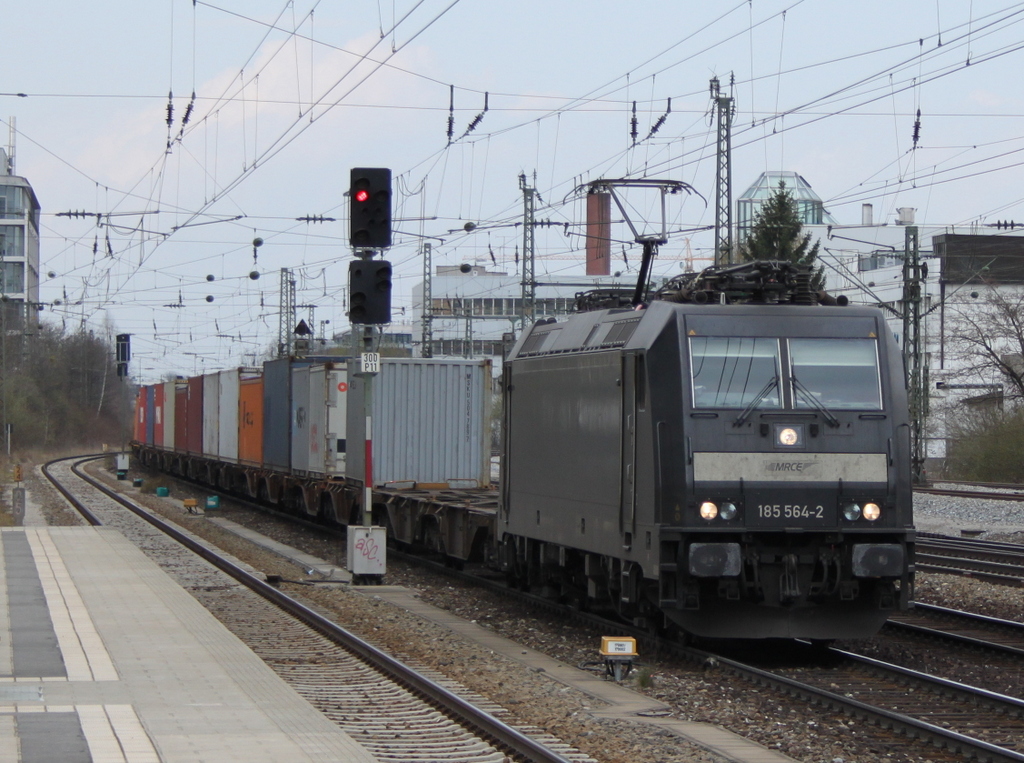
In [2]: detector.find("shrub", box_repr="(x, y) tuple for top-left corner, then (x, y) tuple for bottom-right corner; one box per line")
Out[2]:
(945, 406), (1024, 482)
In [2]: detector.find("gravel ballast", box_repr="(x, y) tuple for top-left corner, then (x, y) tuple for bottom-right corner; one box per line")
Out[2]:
(33, 460), (1024, 763)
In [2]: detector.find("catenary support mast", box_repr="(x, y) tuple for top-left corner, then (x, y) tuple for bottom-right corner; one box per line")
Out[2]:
(711, 77), (734, 266)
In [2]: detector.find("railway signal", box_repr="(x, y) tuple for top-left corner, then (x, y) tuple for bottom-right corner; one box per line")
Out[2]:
(116, 333), (131, 378)
(348, 259), (392, 325)
(349, 168), (392, 249)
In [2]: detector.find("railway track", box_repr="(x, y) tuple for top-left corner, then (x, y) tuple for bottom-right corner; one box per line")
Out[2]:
(393, 538), (1024, 762)
(889, 601), (1024, 657)
(916, 533), (1024, 583)
(728, 643), (1024, 763)
(72, 460), (1024, 762)
(42, 455), (589, 763)
(916, 482), (1024, 502)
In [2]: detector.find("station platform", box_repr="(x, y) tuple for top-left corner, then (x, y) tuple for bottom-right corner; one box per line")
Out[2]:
(0, 526), (378, 763)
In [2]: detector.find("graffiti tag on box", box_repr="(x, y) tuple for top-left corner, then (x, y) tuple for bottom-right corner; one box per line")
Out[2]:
(355, 536), (380, 562)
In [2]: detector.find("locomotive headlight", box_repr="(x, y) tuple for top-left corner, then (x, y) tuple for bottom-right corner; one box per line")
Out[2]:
(774, 424), (804, 448)
(699, 501), (718, 520)
(719, 502), (738, 520)
(778, 427), (799, 446)
(863, 502), (881, 521)
(843, 502), (862, 521)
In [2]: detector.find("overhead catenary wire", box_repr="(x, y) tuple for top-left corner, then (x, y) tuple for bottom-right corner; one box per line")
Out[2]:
(24, 0), (1024, 380)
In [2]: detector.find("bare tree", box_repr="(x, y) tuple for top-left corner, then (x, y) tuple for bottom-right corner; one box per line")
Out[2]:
(944, 284), (1024, 401)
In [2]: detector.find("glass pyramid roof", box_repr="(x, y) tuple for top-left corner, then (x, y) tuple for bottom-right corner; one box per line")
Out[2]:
(738, 171), (837, 224)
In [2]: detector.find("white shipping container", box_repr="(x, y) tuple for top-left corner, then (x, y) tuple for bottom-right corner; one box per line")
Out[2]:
(307, 363), (347, 477)
(202, 373), (221, 458)
(346, 358), (492, 487)
(217, 369), (241, 463)
(162, 380), (176, 449)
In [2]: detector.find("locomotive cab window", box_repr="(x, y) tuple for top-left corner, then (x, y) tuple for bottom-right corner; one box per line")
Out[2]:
(690, 337), (781, 409)
(788, 338), (882, 410)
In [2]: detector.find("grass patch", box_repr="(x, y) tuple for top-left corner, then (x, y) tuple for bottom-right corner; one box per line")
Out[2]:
(634, 667), (654, 689)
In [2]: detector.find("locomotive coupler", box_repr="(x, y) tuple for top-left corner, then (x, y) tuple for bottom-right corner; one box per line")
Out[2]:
(779, 553), (801, 602)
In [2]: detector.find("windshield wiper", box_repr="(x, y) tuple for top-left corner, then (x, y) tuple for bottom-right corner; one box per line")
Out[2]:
(791, 375), (840, 428)
(733, 377), (779, 427)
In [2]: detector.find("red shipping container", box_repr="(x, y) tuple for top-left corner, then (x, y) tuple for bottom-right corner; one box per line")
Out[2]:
(153, 383), (165, 446)
(186, 376), (204, 454)
(175, 386), (188, 452)
(238, 376), (264, 466)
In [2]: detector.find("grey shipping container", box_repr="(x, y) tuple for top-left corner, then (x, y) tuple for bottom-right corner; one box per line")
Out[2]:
(346, 358), (492, 487)
(290, 365), (312, 474)
(262, 358), (292, 471)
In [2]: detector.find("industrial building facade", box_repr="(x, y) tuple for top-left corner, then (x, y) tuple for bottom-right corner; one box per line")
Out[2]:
(0, 147), (40, 330)
(410, 265), (632, 358)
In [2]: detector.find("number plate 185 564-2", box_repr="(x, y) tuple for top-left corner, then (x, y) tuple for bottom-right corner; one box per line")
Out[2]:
(753, 502), (833, 525)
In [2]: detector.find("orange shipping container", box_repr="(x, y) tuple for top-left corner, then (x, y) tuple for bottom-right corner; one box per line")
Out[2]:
(238, 376), (264, 466)
(133, 388), (147, 442)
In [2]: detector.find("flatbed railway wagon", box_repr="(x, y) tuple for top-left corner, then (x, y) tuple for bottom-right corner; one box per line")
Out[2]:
(133, 357), (496, 561)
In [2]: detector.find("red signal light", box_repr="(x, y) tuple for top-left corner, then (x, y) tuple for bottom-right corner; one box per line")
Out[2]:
(354, 189), (370, 203)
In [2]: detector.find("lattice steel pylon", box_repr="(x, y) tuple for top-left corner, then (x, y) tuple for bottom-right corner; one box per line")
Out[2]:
(902, 226), (928, 484)
(421, 242), (433, 357)
(278, 267), (296, 358)
(711, 77), (735, 266)
(519, 173), (537, 331)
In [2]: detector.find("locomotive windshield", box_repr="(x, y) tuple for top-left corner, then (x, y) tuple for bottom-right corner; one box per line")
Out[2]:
(690, 337), (782, 408)
(789, 338), (882, 410)
(690, 336), (882, 411)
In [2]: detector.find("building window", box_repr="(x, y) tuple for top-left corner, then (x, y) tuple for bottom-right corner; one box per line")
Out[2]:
(0, 187), (25, 219)
(0, 261), (24, 293)
(0, 225), (24, 256)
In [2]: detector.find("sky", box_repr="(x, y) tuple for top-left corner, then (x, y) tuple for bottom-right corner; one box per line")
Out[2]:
(5, 0), (1024, 382)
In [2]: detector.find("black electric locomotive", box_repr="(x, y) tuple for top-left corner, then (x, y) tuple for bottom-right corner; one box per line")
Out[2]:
(499, 262), (914, 640)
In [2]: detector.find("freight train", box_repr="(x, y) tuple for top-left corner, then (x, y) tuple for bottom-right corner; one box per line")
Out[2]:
(133, 260), (914, 641)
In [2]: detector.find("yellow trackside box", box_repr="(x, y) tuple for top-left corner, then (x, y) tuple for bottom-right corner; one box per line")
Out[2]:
(600, 636), (637, 657)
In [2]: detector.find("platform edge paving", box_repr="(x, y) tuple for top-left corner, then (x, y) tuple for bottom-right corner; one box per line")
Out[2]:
(20, 527), (380, 763)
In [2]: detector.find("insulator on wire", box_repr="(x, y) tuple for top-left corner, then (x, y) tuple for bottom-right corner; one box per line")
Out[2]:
(182, 92), (196, 126)
(646, 98), (671, 142)
(447, 85), (455, 143)
(460, 92), (488, 139)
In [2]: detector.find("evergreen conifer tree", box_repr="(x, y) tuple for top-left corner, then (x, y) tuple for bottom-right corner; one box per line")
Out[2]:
(739, 181), (825, 290)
